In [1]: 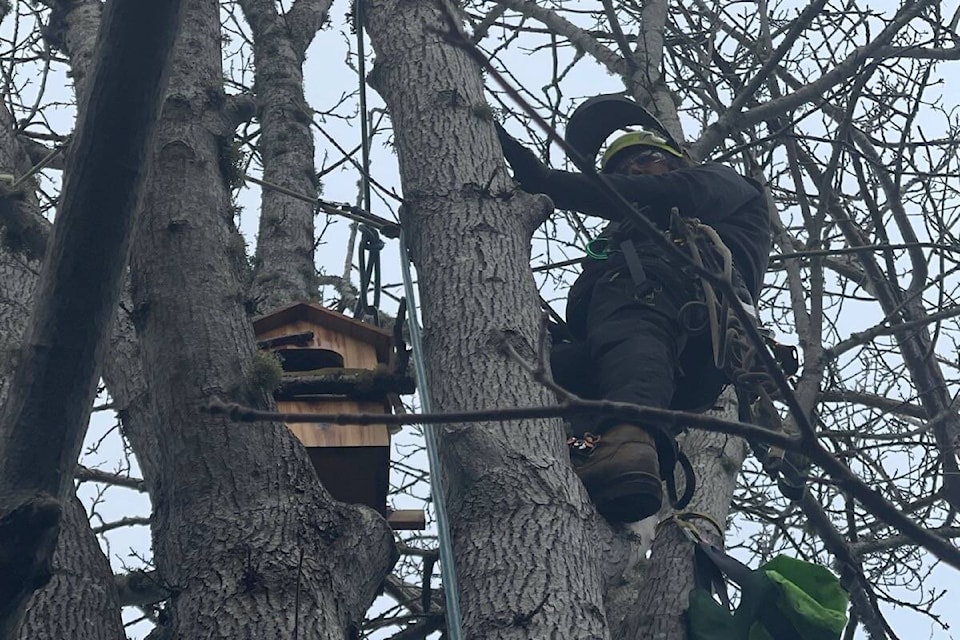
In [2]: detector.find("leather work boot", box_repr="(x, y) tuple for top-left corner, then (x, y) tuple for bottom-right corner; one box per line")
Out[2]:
(568, 424), (662, 523)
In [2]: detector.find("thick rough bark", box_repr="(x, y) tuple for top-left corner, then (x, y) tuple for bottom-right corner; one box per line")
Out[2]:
(1, 94), (160, 631)
(612, 390), (747, 640)
(0, 0), (182, 507)
(0, 0), (180, 631)
(43, 0), (102, 99)
(0, 108), (123, 640)
(126, 1), (395, 636)
(365, 2), (618, 637)
(0, 104), (42, 408)
(101, 300), (163, 492)
(18, 497), (124, 640)
(42, 0), (164, 503)
(242, 0), (326, 310)
(0, 239), (123, 640)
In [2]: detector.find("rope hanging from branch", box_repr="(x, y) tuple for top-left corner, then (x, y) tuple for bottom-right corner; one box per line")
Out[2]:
(354, 223), (383, 325)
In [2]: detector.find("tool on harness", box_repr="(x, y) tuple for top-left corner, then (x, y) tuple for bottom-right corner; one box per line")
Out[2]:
(681, 522), (848, 640)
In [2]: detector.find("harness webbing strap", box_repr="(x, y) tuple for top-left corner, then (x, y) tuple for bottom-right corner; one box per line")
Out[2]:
(619, 239), (652, 295)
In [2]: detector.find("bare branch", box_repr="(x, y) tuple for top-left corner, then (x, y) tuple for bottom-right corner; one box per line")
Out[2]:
(492, 0), (628, 77)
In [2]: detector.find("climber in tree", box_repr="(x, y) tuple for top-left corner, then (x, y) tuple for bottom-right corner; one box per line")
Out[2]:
(496, 94), (772, 523)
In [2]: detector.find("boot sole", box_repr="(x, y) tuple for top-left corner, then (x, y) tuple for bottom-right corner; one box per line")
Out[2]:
(591, 472), (663, 523)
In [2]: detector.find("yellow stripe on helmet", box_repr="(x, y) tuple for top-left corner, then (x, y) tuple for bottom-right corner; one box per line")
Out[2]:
(601, 131), (683, 170)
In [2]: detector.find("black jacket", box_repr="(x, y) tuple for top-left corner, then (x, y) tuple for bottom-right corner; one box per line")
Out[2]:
(534, 163), (771, 301)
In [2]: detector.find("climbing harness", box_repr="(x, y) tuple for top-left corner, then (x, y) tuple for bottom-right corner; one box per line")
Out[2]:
(578, 210), (806, 502)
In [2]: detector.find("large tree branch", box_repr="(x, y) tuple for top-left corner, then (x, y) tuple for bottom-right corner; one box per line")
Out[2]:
(75, 465), (147, 492)
(819, 390), (926, 420)
(0, 2), (183, 635)
(694, 0), (830, 158)
(114, 570), (170, 608)
(284, 0), (334, 58)
(871, 44), (960, 60)
(206, 398), (803, 451)
(40, 0), (102, 99)
(625, 0), (685, 140)
(239, 0), (323, 309)
(16, 137), (66, 172)
(782, 86), (960, 512)
(0, 183), (48, 262)
(208, 392), (960, 572)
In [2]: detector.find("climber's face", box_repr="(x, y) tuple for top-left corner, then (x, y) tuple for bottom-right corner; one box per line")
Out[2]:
(609, 148), (675, 176)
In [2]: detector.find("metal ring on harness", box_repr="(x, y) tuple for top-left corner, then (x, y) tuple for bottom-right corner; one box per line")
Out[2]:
(678, 299), (710, 334)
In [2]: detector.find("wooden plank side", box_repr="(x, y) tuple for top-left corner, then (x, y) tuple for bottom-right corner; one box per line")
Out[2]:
(311, 326), (379, 369)
(255, 321), (380, 370)
(387, 510), (427, 530)
(279, 399), (390, 447)
(252, 302), (392, 363)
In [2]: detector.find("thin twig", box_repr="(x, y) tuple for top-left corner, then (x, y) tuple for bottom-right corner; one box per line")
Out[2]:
(204, 397), (800, 449)
(75, 465), (147, 492)
(91, 516), (151, 535)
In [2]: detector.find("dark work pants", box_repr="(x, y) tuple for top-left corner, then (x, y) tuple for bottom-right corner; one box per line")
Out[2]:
(555, 253), (693, 437)
(588, 270), (684, 415)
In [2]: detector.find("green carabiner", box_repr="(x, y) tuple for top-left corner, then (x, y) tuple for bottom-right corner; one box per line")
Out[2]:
(585, 237), (612, 260)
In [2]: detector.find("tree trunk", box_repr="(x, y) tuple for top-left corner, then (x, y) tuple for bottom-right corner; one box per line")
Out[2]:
(241, 0), (326, 310)
(0, 125), (123, 640)
(0, 234), (125, 640)
(18, 497), (124, 640)
(364, 2), (619, 637)
(0, 0), (176, 628)
(126, 1), (395, 636)
(614, 390), (746, 640)
(43, 0), (167, 495)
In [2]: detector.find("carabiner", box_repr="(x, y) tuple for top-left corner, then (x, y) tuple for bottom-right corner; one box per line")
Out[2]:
(585, 237), (612, 260)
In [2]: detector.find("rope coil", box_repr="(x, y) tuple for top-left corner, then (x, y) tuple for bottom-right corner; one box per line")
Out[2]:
(671, 216), (807, 501)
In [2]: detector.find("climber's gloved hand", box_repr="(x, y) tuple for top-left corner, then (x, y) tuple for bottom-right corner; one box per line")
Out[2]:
(495, 122), (550, 193)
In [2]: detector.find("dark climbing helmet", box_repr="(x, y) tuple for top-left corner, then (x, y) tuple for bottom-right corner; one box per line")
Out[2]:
(565, 93), (687, 168)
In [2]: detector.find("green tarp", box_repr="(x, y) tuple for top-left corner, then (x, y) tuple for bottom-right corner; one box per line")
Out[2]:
(687, 554), (848, 640)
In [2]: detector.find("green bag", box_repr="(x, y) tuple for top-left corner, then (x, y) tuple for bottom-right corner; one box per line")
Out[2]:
(687, 543), (848, 640)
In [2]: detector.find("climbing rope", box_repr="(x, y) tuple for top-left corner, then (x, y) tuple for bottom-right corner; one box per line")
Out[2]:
(670, 216), (807, 501)
(242, 174), (400, 236)
(399, 233), (466, 639)
(354, 223), (384, 325)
